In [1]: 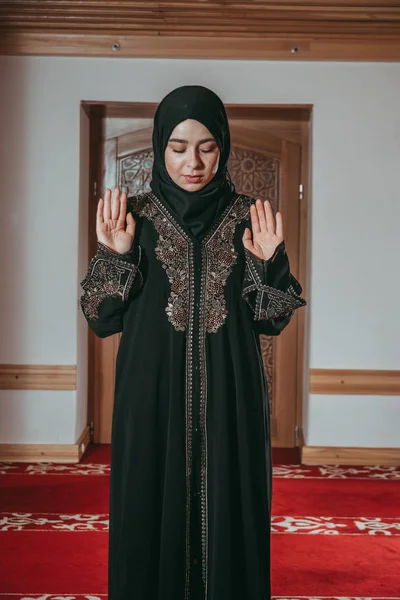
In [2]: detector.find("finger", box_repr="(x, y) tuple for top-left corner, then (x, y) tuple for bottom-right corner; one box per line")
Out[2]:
(111, 187), (120, 221)
(264, 200), (275, 233)
(256, 198), (267, 231)
(126, 212), (136, 239)
(118, 191), (127, 224)
(104, 188), (112, 221)
(243, 227), (252, 241)
(250, 203), (260, 234)
(96, 198), (104, 225)
(275, 211), (284, 239)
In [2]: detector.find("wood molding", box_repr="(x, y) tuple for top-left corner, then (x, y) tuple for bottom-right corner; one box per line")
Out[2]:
(1, 365), (398, 395)
(1, 32), (400, 61)
(2, 2), (400, 36)
(310, 369), (400, 395)
(0, 425), (90, 463)
(297, 426), (305, 449)
(2, 1), (400, 61)
(0, 365), (77, 390)
(82, 102), (312, 120)
(302, 445), (400, 466)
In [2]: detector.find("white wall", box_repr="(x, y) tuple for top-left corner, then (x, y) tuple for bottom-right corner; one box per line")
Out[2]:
(0, 56), (399, 447)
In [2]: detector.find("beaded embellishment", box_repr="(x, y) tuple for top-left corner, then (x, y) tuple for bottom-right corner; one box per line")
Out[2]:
(203, 195), (250, 333)
(242, 246), (306, 320)
(80, 242), (140, 321)
(136, 195), (191, 332)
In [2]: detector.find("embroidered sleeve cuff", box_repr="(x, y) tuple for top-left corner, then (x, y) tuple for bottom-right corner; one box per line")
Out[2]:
(244, 240), (289, 288)
(97, 241), (135, 262)
(244, 277), (306, 320)
(80, 243), (143, 321)
(242, 242), (306, 320)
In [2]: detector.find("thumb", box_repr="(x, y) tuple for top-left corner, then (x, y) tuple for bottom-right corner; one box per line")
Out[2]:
(126, 212), (136, 239)
(242, 227), (253, 250)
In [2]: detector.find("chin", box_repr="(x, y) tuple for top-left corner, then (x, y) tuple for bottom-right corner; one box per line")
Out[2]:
(185, 183), (206, 191)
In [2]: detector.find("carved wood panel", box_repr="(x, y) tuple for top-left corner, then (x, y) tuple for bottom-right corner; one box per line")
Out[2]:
(228, 148), (279, 410)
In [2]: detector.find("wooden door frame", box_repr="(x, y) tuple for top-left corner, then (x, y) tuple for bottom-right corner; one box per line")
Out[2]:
(82, 101), (312, 447)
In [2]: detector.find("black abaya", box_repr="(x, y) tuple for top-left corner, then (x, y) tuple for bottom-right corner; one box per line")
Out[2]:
(80, 191), (306, 600)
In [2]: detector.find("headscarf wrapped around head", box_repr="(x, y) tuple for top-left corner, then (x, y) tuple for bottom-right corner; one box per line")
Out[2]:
(150, 85), (236, 239)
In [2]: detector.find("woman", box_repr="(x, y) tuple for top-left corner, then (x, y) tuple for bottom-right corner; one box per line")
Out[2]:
(80, 85), (306, 600)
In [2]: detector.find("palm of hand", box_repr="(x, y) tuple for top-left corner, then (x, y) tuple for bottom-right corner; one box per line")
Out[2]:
(96, 188), (136, 255)
(99, 219), (133, 253)
(251, 229), (283, 261)
(242, 199), (284, 261)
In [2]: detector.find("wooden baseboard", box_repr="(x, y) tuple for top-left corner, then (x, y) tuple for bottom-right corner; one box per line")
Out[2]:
(301, 445), (400, 466)
(1, 429), (399, 466)
(0, 425), (91, 463)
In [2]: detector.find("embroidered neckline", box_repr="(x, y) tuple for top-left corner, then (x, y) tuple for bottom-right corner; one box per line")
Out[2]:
(147, 191), (191, 243)
(148, 191), (245, 247)
(143, 192), (250, 335)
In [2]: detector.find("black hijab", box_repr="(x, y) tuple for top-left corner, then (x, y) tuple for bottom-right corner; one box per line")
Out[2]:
(150, 85), (236, 239)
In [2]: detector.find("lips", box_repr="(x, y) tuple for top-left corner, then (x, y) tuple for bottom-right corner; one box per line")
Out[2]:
(184, 175), (203, 183)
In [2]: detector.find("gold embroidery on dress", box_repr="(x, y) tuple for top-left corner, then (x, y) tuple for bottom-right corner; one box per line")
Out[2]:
(136, 194), (191, 332)
(134, 193), (250, 335)
(80, 240), (140, 321)
(203, 195), (250, 333)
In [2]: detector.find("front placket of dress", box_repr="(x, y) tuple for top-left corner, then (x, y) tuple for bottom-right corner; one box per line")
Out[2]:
(190, 238), (205, 597)
(134, 192), (203, 599)
(193, 194), (251, 600)
(133, 192), (250, 600)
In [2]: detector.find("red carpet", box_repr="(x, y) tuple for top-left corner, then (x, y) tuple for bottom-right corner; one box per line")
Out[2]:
(1, 444), (399, 599)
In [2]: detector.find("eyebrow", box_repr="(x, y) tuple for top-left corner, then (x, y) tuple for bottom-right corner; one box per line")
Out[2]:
(168, 137), (216, 144)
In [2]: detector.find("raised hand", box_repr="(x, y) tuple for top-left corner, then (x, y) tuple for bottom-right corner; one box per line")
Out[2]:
(242, 199), (284, 261)
(96, 187), (136, 255)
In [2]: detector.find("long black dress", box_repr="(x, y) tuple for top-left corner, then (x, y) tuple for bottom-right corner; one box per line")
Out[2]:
(80, 191), (306, 600)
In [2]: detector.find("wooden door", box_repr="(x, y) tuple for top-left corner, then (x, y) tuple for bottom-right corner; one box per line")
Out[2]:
(228, 121), (301, 446)
(88, 109), (304, 447)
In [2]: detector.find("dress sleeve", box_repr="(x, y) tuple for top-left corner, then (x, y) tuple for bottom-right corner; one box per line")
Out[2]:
(80, 241), (143, 338)
(242, 240), (307, 336)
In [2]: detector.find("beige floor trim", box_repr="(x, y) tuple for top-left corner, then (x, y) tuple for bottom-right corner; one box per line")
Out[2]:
(301, 445), (400, 466)
(0, 425), (91, 464)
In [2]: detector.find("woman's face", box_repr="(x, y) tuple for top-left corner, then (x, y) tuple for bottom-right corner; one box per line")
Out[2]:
(164, 119), (220, 191)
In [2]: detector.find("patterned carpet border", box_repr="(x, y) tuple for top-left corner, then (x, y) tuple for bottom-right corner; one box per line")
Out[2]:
(1, 463), (399, 480)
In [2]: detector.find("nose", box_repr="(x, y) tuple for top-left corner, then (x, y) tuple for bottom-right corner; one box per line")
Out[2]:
(186, 148), (203, 170)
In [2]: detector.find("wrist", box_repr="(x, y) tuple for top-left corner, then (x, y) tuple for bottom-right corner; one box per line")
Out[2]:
(98, 240), (131, 256)
(262, 240), (285, 263)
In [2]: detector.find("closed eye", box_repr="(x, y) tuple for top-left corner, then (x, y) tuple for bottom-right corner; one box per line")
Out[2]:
(172, 148), (214, 154)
